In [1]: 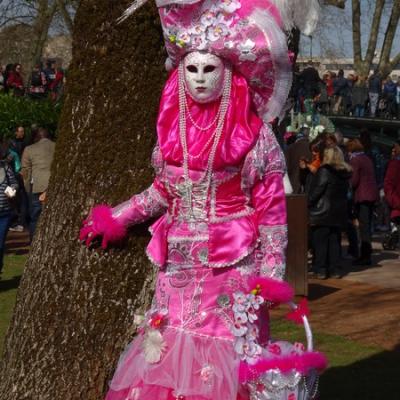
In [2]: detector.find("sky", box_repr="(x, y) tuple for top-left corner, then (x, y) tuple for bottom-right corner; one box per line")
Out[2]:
(299, 0), (400, 60)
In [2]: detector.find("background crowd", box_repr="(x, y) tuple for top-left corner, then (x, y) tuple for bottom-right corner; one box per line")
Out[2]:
(0, 61), (65, 102)
(0, 124), (55, 276)
(285, 126), (400, 280)
(293, 61), (400, 119)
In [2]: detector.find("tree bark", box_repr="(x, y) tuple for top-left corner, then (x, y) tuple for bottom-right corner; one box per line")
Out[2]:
(0, 1), (165, 399)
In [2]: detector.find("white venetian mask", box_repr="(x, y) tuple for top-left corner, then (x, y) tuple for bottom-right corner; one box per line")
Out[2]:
(183, 51), (226, 103)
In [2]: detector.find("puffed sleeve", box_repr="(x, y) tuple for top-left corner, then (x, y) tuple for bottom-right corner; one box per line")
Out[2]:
(242, 124), (288, 280)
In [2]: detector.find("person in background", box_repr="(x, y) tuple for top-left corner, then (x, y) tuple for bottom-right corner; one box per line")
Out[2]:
(324, 72), (334, 113)
(299, 137), (326, 193)
(352, 76), (369, 117)
(285, 125), (312, 194)
(8, 126), (28, 232)
(43, 60), (56, 90)
(299, 60), (321, 99)
(49, 66), (64, 101)
(395, 78), (400, 119)
(2, 64), (13, 94)
(21, 127), (55, 241)
(368, 70), (382, 117)
(308, 146), (352, 279)
(333, 69), (349, 114)
(348, 138), (378, 266)
(0, 141), (18, 277)
(28, 63), (47, 100)
(384, 140), (400, 251)
(6, 63), (24, 97)
(383, 76), (397, 118)
(316, 75), (328, 113)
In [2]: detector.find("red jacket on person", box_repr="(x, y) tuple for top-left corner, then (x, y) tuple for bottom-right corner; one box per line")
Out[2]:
(350, 152), (378, 204)
(7, 71), (24, 89)
(384, 159), (400, 219)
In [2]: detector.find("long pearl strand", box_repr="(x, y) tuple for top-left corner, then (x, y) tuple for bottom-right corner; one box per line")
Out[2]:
(184, 93), (222, 131)
(178, 61), (232, 219)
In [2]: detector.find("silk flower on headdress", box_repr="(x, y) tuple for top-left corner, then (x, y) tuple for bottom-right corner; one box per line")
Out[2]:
(119, 0), (320, 123)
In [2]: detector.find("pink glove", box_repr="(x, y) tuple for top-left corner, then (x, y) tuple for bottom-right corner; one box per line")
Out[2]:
(80, 205), (127, 249)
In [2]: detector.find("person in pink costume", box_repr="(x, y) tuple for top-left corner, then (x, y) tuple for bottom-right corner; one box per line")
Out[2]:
(80, 1), (327, 399)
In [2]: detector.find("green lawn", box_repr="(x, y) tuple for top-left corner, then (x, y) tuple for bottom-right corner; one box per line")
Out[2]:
(0, 254), (26, 354)
(1, 255), (398, 399)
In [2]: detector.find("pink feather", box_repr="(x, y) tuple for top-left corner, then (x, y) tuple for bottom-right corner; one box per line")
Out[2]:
(286, 298), (310, 325)
(239, 351), (328, 383)
(248, 276), (294, 304)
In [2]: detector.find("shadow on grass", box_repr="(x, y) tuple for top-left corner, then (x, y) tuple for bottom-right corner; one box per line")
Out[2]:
(321, 345), (400, 400)
(308, 283), (340, 301)
(0, 276), (21, 293)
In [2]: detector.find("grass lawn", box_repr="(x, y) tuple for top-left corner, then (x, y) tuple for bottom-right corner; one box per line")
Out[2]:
(0, 254), (26, 354)
(1, 255), (398, 399)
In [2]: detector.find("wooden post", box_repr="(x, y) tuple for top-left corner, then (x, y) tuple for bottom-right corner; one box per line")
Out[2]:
(286, 194), (308, 296)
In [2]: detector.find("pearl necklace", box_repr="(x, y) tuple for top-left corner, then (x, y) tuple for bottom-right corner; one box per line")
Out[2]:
(177, 61), (232, 221)
(184, 93), (222, 131)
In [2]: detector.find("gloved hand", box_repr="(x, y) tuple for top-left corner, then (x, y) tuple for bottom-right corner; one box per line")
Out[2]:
(79, 205), (127, 249)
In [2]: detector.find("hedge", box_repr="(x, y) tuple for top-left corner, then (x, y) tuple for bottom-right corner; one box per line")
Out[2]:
(0, 93), (61, 138)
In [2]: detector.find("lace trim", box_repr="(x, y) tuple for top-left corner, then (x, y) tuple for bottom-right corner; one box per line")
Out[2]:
(258, 224), (288, 280)
(146, 247), (164, 268)
(168, 235), (209, 243)
(209, 208), (255, 224)
(241, 124), (286, 193)
(166, 325), (234, 342)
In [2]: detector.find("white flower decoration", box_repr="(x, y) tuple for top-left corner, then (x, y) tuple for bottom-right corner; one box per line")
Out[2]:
(176, 31), (191, 47)
(248, 293), (264, 310)
(231, 321), (248, 337)
(142, 329), (167, 364)
(190, 24), (206, 35)
(200, 365), (215, 383)
(238, 39), (257, 61)
(234, 337), (262, 364)
(247, 309), (258, 323)
(192, 34), (208, 50)
(233, 292), (248, 305)
(201, 10), (218, 27)
(219, 0), (241, 14)
(246, 324), (259, 341)
(207, 23), (229, 41)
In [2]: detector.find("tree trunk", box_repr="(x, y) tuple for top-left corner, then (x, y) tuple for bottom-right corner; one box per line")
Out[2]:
(0, 1), (165, 399)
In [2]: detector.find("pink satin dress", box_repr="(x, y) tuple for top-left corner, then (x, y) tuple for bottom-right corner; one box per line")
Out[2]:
(104, 71), (319, 400)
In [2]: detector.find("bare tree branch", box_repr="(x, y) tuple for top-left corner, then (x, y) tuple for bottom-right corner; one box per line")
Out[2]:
(324, 0), (346, 8)
(352, 0), (362, 64)
(56, 0), (74, 33)
(378, 0), (400, 71)
(389, 51), (400, 72)
(364, 0), (386, 65)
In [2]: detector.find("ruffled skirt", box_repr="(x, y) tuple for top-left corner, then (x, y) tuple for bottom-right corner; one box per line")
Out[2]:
(105, 262), (324, 400)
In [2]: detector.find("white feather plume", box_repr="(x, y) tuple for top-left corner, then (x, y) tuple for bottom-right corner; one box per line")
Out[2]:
(117, 0), (150, 23)
(270, 0), (321, 35)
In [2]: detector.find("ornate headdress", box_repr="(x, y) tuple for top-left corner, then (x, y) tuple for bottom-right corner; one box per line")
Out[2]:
(121, 0), (320, 122)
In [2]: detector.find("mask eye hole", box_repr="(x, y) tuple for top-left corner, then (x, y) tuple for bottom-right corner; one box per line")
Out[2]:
(186, 65), (198, 73)
(204, 65), (216, 73)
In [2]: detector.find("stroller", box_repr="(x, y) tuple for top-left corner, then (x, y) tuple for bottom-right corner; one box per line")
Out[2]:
(382, 221), (399, 250)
